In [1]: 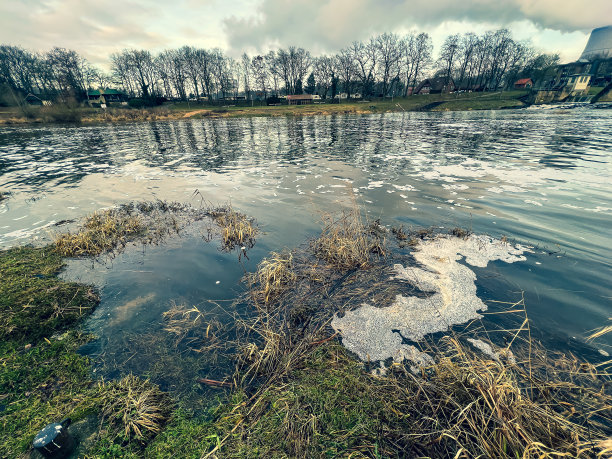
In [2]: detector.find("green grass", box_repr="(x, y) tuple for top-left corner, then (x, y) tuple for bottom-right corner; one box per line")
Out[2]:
(0, 246), (98, 343)
(0, 246), (172, 458)
(0, 91), (531, 125)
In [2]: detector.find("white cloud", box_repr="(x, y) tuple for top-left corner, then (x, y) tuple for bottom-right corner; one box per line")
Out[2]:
(0, 0), (607, 67)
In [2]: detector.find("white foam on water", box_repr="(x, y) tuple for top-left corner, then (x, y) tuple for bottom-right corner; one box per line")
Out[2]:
(331, 234), (530, 371)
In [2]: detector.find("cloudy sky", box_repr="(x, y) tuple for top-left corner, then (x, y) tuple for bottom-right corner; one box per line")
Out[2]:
(1, 0), (610, 69)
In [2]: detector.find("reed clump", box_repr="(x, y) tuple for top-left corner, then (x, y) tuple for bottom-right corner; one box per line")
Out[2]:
(209, 206), (258, 251)
(248, 250), (297, 304)
(0, 191), (7, 202)
(312, 209), (385, 270)
(55, 209), (143, 256)
(97, 374), (172, 444)
(54, 200), (208, 257)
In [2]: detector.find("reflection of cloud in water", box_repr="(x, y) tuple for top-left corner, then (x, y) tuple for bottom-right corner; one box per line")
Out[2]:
(108, 293), (157, 327)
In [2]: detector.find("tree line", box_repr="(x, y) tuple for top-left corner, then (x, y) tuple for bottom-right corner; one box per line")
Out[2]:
(0, 29), (560, 105)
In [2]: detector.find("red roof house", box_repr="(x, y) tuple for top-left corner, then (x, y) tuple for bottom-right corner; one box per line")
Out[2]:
(514, 78), (533, 89)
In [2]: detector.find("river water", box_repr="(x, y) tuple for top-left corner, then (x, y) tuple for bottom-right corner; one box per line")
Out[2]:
(1, 108), (611, 395)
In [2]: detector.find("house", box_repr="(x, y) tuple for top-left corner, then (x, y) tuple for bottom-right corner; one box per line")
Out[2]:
(24, 93), (52, 106)
(514, 78), (533, 89)
(414, 77), (455, 95)
(566, 74), (591, 94)
(287, 94), (313, 105)
(87, 88), (127, 105)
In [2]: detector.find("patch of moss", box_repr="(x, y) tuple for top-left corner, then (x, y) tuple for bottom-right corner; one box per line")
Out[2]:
(0, 246), (99, 344)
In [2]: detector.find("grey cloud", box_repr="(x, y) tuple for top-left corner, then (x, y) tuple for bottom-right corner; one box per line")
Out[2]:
(0, 0), (166, 65)
(223, 0), (612, 52)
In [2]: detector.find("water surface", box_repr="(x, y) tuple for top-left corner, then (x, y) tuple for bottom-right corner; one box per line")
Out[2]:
(1, 109), (610, 395)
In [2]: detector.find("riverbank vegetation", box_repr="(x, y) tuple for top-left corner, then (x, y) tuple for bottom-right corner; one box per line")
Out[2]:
(0, 90), (530, 125)
(1, 203), (610, 457)
(52, 200), (250, 257)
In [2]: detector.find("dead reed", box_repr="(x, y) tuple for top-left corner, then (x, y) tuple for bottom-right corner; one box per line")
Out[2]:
(209, 206), (258, 251)
(54, 209), (143, 256)
(312, 209), (385, 270)
(247, 250), (297, 304)
(203, 212), (611, 457)
(97, 374), (172, 443)
(53, 200), (208, 257)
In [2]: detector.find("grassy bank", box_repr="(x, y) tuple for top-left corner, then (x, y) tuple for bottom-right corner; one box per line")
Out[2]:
(1, 203), (610, 458)
(0, 91), (530, 126)
(0, 246), (175, 457)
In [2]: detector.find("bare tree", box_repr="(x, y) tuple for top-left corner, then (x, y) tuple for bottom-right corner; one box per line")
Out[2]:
(251, 55), (268, 99)
(456, 33), (478, 89)
(410, 33), (433, 94)
(437, 34), (460, 91)
(333, 50), (355, 98)
(352, 39), (378, 97)
(375, 33), (403, 97)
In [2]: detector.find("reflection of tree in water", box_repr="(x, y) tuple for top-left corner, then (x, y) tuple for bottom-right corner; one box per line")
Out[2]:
(0, 111), (606, 192)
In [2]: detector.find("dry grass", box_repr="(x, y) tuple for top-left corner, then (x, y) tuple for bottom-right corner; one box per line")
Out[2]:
(312, 209), (385, 270)
(162, 302), (225, 353)
(54, 209), (143, 256)
(395, 335), (612, 458)
(98, 374), (172, 443)
(209, 206), (258, 251)
(200, 207), (612, 457)
(587, 319), (612, 343)
(247, 250), (297, 304)
(53, 200), (210, 257)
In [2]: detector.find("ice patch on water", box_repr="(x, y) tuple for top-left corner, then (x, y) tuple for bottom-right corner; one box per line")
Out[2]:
(331, 234), (530, 370)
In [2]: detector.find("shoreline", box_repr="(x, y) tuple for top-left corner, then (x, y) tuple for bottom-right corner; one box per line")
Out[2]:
(1, 202), (611, 457)
(0, 91), (533, 126)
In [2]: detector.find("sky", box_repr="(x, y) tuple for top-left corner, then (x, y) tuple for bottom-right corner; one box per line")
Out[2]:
(1, 0), (611, 70)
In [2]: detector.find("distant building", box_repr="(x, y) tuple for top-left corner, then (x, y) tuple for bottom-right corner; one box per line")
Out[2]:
(580, 25), (612, 61)
(87, 88), (127, 105)
(514, 78), (533, 89)
(24, 93), (52, 106)
(287, 94), (313, 105)
(566, 74), (591, 93)
(414, 77), (455, 95)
